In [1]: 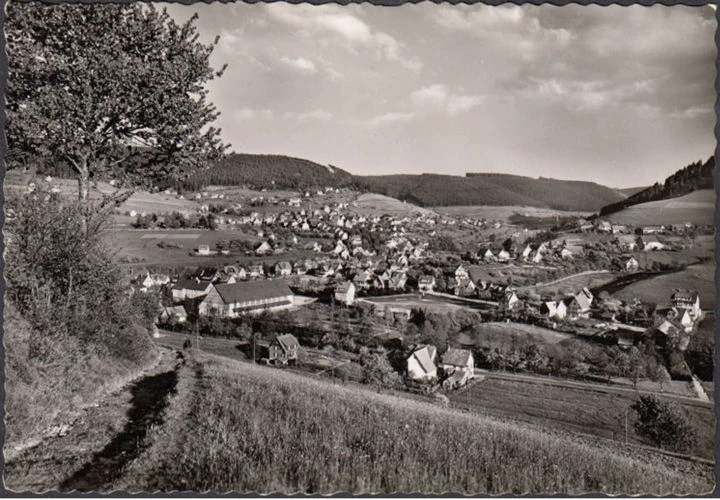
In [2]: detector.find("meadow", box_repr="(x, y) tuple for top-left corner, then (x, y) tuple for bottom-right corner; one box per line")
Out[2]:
(613, 262), (715, 307)
(112, 353), (713, 495)
(524, 270), (617, 296)
(435, 205), (592, 222)
(608, 190), (715, 226)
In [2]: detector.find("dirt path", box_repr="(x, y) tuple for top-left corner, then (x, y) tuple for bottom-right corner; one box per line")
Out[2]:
(4, 348), (182, 493)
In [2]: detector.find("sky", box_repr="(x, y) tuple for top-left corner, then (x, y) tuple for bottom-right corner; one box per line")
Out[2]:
(165, 2), (717, 188)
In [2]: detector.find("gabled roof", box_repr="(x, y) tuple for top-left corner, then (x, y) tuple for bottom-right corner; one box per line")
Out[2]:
(409, 345), (437, 375)
(275, 333), (299, 351)
(173, 279), (213, 292)
(671, 289), (699, 303)
(213, 280), (293, 305)
(442, 347), (473, 367)
(335, 281), (355, 293)
(467, 265), (492, 285)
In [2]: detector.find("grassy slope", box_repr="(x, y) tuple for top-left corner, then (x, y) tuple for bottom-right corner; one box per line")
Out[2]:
(613, 262), (715, 307)
(114, 353), (712, 495)
(608, 190), (715, 226)
(4, 302), (159, 453)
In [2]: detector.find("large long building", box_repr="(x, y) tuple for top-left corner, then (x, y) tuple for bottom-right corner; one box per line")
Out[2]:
(198, 280), (295, 318)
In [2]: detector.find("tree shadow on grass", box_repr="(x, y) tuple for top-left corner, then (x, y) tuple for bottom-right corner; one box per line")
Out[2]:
(59, 370), (178, 492)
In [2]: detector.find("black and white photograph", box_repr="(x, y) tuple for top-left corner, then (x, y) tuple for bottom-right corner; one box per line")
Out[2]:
(2, 0), (717, 495)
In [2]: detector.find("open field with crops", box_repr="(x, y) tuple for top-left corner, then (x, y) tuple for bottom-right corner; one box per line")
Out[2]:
(451, 376), (714, 461)
(109, 353), (713, 495)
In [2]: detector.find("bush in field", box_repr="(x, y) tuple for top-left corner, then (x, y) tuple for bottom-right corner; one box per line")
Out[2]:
(358, 347), (402, 389)
(631, 395), (698, 453)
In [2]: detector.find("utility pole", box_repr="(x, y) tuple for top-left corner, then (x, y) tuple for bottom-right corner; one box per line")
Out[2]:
(195, 321), (200, 351)
(252, 332), (256, 364)
(625, 407), (629, 445)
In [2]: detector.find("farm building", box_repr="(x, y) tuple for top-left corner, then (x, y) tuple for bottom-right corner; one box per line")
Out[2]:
(196, 244), (211, 256)
(158, 305), (188, 324)
(671, 289), (702, 318)
(418, 275), (436, 293)
(540, 300), (568, 320)
(406, 345), (438, 381)
(334, 281), (356, 306)
(614, 235), (638, 252)
(172, 279), (213, 302)
(441, 347), (474, 377)
(198, 280), (295, 318)
(274, 261), (292, 276)
(641, 235), (665, 251)
(454, 265), (469, 281)
(566, 288), (594, 319)
(477, 248), (495, 262)
(267, 333), (300, 365)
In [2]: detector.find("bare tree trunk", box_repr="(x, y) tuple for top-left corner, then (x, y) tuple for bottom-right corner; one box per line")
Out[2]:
(77, 167), (90, 202)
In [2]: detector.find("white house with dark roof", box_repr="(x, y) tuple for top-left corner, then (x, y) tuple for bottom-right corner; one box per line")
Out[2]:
(334, 281), (356, 305)
(199, 280), (295, 318)
(172, 279), (213, 302)
(407, 345), (438, 381)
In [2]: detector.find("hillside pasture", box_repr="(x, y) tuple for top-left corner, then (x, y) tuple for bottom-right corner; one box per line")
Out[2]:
(112, 353), (713, 494)
(612, 262), (715, 308)
(360, 293), (492, 314)
(467, 322), (572, 346)
(523, 271), (618, 296)
(4, 170), (201, 216)
(351, 193), (435, 217)
(608, 190), (715, 226)
(436, 205), (592, 223)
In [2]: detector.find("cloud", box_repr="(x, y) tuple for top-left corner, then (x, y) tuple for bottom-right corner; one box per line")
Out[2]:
(284, 110), (334, 122)
(410, 84), (483, 116)
(234, 108), (274, 122)
(280, 56), (317, 74)
(367, 112), (415, 127)
(265, 3), (422, 71)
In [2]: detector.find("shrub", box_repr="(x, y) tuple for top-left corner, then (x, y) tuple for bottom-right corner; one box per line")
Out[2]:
(631, 395), (698, 453)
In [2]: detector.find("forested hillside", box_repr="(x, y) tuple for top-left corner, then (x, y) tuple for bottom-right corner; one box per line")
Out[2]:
(600, 157), (714, 216)
(356, 173), (626, 211)
(179, 153), (356, 191)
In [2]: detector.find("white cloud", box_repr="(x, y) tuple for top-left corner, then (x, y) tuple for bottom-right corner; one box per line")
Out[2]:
(284, 110), (334, 122)
(234, 108), (274, 122)
(265, 4), (421, 71)
(411, 84), (483, 116)
(280, 56), (317, 74)
(367, 112), (415, 127)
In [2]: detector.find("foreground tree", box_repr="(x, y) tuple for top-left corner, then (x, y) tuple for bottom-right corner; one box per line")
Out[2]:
(631, 395), (698, 453)
(6, 2), (228, 200)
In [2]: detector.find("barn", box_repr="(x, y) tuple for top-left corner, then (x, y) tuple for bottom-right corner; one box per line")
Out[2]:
(199, 280), (295, 318)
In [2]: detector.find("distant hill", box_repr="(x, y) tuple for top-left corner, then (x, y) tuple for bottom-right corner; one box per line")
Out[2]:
(616, 186), (650, 197)
(607, 189), (715, 226)
(355, 173), (625, 212)
(180, 153), (356, 192)
(599, 157), (714, 217)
